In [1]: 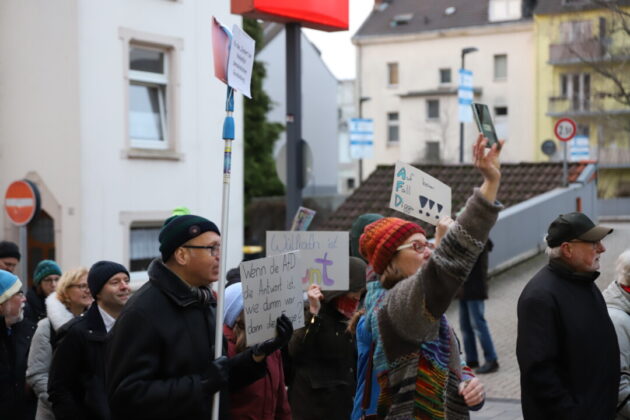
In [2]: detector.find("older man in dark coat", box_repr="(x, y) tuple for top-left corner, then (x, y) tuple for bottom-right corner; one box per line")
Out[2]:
(517, 212), (618, 420)
(107, 215), (293, 420)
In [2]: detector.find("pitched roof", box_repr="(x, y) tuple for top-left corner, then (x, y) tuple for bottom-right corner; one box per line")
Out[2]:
(354, 0), (534, 40)
(320, 161), (589, 236)
(534, 0), (630, 16)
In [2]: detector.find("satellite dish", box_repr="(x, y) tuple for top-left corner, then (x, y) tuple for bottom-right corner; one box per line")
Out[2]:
(275, 139), (313, 189)
(541, 139), (557, 157)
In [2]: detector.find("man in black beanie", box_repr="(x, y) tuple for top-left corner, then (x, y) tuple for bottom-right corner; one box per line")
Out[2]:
(107, 214), (293, 420)
(0, 240), (21, 273)
(49, 261), (131, 420)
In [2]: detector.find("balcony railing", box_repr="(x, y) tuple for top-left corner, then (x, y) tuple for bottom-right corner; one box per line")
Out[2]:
(549, 38), (608, 64)
(547, 95), (630, 117)
(598, 147), (630, 168)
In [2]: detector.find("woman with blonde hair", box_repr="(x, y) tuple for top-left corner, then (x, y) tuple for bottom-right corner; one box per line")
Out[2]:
(603, 249), (630, 419)
(26, 267), (93, 420)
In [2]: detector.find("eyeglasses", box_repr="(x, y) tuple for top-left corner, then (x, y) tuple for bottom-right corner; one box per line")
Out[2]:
(181, 244), (221, 257)
(396, 241), (435, 254)
(69, 283), (89, 290)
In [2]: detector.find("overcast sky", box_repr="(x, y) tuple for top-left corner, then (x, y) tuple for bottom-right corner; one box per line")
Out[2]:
(302, 1), (374, 81)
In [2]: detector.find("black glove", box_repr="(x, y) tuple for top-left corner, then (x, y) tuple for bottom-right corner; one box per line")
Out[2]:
(253, 314), (294, 357)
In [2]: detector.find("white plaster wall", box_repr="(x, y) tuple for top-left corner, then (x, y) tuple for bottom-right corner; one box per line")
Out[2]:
(357, 22), (535, 176)
(0, 0), (82, 269)
(259, 30), (339, 196)
(77, 0), (244, 272)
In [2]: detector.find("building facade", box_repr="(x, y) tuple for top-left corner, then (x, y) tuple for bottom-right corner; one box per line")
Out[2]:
(0, 0), (244, 285)
(354, 0), (537, 177)
(534, 0), (630, 198)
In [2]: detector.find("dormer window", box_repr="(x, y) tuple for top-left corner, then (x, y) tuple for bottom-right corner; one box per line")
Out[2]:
(489, 0), (522, 22)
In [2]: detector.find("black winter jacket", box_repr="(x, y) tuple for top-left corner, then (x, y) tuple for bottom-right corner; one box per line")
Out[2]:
(457, 239), (493, 301)
(23, 287), (46, 324)
(517, 259), (619, 420)
(48, 302), (110, 420)
(288, 302), (357, 420)
(0, 317), (36, 420)
(106, 259), (266, 420)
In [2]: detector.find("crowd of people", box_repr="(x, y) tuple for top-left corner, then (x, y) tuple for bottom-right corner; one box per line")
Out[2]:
(0, 135), (628, 420)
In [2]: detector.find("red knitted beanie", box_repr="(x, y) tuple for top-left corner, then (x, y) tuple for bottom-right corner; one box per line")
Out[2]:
(359, 217), (425, 275)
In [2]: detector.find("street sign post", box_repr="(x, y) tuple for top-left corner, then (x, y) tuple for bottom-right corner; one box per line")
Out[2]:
(349, 118), (374, 160)
(554, 118), (577, 187)
(4, 180), (40, 226)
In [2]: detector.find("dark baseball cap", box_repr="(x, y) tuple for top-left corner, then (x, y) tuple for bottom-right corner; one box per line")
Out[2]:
(546, 212), (613, 247)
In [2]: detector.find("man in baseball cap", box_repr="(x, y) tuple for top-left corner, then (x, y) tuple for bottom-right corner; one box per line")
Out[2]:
(517, 212), (616, 419)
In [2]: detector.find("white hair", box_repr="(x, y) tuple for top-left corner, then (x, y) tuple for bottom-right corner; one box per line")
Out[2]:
(545, 246), (563, 260)
(616, 249), (630, 286)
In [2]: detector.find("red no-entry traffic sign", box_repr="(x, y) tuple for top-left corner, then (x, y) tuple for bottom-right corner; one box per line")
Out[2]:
(4, 180), (40, 226)
(554, 118), (577, 142)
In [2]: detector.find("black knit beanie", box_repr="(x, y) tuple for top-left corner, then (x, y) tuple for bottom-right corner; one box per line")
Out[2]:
(158, 215), (221, 262)
(88, 261), (130, 297)
(0, 241), (21, 260)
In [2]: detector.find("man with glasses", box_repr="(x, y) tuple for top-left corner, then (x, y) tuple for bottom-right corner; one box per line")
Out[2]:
(517, 212), (617, 420)
(0, 269), (35, 418)
(107, 214), (292, 420)
(49, 261), (131, 420)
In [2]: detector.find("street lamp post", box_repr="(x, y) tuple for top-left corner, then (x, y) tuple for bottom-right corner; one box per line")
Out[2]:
(358, 96), (371, 184)
(459, 47), (478, 163)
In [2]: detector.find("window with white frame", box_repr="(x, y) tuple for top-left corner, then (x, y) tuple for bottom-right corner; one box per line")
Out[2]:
(561, 73), (591, 111)
(425, 141), (440, 162)
(387, 62), (399, 87)
(387, 112), (399, 143)
(489, 0), (522, 22)
(129, 46), (169, 149)
(439, 68), (452, 84)
(427, 99), (440, 120)
(129, 223), (161, 272)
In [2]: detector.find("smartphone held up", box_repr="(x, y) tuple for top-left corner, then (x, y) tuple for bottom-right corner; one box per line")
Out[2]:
(471, 103), (499, 148)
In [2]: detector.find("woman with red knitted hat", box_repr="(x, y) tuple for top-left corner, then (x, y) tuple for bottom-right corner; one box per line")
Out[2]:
(359, 135), (504, 420)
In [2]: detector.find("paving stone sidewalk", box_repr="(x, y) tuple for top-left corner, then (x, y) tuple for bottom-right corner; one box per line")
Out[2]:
(447, 221), (629, 419)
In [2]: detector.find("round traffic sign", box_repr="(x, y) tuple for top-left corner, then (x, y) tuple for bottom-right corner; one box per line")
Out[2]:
(4, 180), (40, 226)
(541, 139), (557, 156)
(554, 118), (577, 142)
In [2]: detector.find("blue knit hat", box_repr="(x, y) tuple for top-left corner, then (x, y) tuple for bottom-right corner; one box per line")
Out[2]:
(0, 269), (22, 305)
(33, 260), (62, 285)
(223, 283), (244, 328)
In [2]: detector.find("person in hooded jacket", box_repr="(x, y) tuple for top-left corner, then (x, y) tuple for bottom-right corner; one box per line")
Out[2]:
(603, 249), (630, 419)
(26, 267), (92, 420)
(288, 256), (367, 420)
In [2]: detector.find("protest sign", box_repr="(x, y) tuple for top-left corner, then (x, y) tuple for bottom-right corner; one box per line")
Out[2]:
(266, 231), (349, 291)
(290, 207), (316, 231)
(240, 252), (305, 346)
(211, 17), (230, 84)
(226, 24), (255, 98)
(389, 162), (451, 226)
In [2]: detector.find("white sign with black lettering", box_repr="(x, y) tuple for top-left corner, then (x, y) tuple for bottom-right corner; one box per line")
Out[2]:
(239, 252), (305, 346)
(227, 24), (255, 98)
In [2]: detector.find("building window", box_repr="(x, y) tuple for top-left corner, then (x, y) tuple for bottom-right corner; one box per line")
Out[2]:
(561, 73), (591, 111)
(129, 224), (161, 272)
(346, 178), (356, 190)
(387, 112), (399, 143)
(120, 28), (183, 159)
(439, 68), (451, 84)
(387, 62), (399, 86)
(559, 20), (592, 43)
(427, 99), (440, 120)
(425, 141), (440, 162)
(494, 54), (507, 80)
(129, 46), (169, 149)
(489, 0), (522, 22)
(495, 106), (508, 116)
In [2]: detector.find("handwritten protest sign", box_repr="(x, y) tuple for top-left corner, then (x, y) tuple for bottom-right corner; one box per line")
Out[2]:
(389, 161), (451, 226)
(266, 231), (349, 291)
(240, 252), (305, 346)
(226, 24), (255, 98)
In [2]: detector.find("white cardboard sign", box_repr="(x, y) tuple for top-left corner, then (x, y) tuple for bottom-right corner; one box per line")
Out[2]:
(226, 24), (255, 98)
(266, 231), (349, 291)
(240, 252), (305, 346)
(389, 161), (451, 226)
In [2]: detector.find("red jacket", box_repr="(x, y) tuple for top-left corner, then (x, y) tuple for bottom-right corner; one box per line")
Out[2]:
(224, 325), (292, 420)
